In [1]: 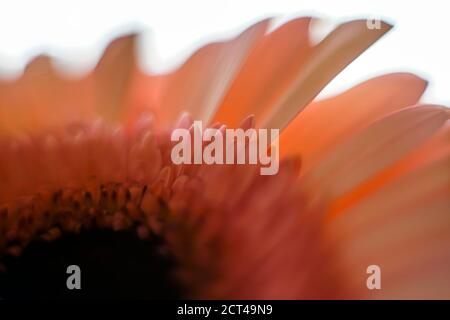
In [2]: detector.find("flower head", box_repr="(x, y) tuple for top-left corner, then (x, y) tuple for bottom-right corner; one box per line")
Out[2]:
(0, 17), (449, 299)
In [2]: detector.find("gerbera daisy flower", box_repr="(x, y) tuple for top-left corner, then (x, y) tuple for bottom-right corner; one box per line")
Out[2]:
(0, 17), (448, 299)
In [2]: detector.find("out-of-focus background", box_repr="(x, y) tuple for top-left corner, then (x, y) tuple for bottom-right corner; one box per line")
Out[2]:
(0, 0), (448, 104)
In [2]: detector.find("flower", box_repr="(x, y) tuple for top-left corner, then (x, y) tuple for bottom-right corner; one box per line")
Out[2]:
(0, 17), (449, 299)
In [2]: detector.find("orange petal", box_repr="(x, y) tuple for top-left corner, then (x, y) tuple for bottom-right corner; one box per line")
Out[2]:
(213, 17), (313, 127)
(328, 119), (450, 218)
(0, 56), (94, 135)
(302, 105), (448, 202)
(262, 20), (392, 131)
(94, 33), (139, 123)
(326, 153), (450, 298)
(281, 73), (428, 173)
(155, 19), (269, 127)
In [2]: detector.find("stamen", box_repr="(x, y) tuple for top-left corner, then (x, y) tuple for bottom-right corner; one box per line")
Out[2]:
(0, 182), (184, 299)
(0, 182), (166, 261)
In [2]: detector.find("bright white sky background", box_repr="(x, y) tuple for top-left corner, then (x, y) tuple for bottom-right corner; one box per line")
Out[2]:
(0, 0), (448, 104)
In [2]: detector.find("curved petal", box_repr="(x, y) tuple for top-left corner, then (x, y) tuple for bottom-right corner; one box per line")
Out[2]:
(94, 33), (140, 123)
(326, 153), (450, 298)
(262, 20), (392, 131)
(281, 73), (428, 173)
(0, 56), (95, 135)
(302, 105), (448, 202)
(328, 119), (450, 218)
(212, 17), (313, 127)
(155, 19), (269, 128)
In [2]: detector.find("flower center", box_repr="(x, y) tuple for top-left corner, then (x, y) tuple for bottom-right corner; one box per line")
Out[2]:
(0, 182), (184, 299)
(0, 228), (182, 299)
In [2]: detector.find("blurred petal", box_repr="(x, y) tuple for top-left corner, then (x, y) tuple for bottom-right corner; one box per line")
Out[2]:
(329, 119), (450, 218)
(0, 56), (94, 134)
(302, 105), (448, 202)
(155, 19), (269, 127)
(327, 153), (450, 298)
(281, 73), (428, 173)
(213, 17), (313, 127)
(262, 20), (392, 130)
(94, 33), (139, 123)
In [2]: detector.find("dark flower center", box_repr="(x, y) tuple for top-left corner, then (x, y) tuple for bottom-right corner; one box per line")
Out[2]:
(0, 228), (183, 299)
(0, 182), (187, 299)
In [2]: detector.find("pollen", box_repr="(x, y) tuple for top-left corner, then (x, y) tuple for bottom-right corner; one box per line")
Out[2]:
(0, 182), (166, 259)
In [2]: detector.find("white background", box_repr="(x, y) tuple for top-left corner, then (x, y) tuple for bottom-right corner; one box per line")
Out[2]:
(0, 0), (448, 104)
